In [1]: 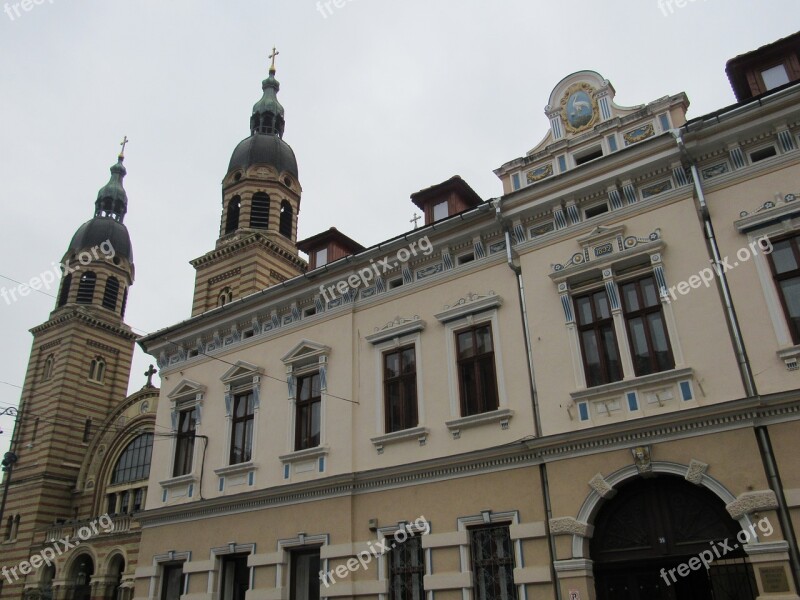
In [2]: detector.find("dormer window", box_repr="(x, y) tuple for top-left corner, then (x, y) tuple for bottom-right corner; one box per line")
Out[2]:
(433, 200), (449, 221)
(761, 64), (790, 91)
(316, 248), (328, 267)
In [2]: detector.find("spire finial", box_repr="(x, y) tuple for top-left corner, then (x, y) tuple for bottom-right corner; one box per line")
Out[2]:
(269, 47), (280, 74)
(119, 135), (129, 160)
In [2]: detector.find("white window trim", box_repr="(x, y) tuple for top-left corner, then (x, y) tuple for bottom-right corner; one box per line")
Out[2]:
(219, 362), (263, 480)
(376, 520), (432, 600)
(162, 380), (206, 489)
(748, 142), (779, 164)
(275, 533), (329, 597)
(144, 550), (191, 600)
(208, 543), (255, 598)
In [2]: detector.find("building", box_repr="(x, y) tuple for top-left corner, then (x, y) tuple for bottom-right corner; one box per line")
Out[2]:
(130, 36), (800, 600)
(0, 150), (158, 600)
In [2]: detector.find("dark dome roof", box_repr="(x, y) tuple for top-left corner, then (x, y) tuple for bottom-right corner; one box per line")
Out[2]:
(228, 134), (298, 178)
(68, 217), (133, 262)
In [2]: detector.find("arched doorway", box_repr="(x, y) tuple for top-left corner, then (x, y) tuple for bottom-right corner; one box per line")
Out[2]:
(591, 475), (758, 600)
(68, 554), (94, 600)
(107, 554), (125, 600)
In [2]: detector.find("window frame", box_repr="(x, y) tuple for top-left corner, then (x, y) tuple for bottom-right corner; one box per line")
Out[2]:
(382, 345), (419, 433)
(455, 324), (500, 417)
(468, 523), (518, 600)
(619, 275), (675, 377)
(767, 234), (800, 345)
(229, 391), (255, 465)
(574, 288), (623, 388)
(294, 372), (322, 451)
(173, 407), (197, 478)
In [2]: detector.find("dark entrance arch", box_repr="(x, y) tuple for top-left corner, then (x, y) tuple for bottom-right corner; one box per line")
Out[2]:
(591, 475), (758, 600)
(68, 554), (94, 600)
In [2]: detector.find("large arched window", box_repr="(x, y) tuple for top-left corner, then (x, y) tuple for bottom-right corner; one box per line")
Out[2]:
(111, 433), (154, 484)
(250, 193), (270, 229)
(102, 276), (120, 310)
(279, 200), (293, 238)
(57, 274), (72, 307)
(225, 196), (241, 235)
(76, 272), (97, 304)
(88, 356), (106, 383)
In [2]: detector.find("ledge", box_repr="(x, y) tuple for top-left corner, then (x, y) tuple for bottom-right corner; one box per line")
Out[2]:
(777, 345), (800, 371)
(445, 408), (513, 438)
(158, 473), (197, 489)
(278, 446), (329, 464)
(434, 293), (502, 323)
(370, 426), (429, 451)
(570, 367), (694, 402)
(365, 318), (426, 345)
(213, 461), (258, 477)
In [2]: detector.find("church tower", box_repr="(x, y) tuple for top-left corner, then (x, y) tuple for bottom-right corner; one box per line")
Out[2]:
(190, 51), (306, 316)
(0, 148), (137, 594)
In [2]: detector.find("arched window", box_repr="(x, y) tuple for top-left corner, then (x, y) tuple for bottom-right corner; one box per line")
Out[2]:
(120, 287), (129, 317)
(89, 356), (106, 383)
(43, 354), (54, 380)
(102, 276), (120, 310)
(76, 272), (97, 304)
(111, 433), (154, 484)
(218, 287), (233, 307)
(4, 516), (11, 541)
(225, 196), (241, 235)
(250, 193), (270, 229)
(11, 515), (20, 541)
(57, 274), (72, 307)
(279, 200), (293, 238)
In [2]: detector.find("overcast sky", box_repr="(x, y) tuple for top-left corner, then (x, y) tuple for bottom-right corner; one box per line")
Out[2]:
(0, 1), (797, 453)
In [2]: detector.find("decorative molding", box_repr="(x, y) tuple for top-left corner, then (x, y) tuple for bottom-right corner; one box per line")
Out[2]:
(434, 291), (502, 324)
(551, 227), (661, 275)
(735, 193), (800, 233)
(726, 490), (779, 520)
(365, 316), (425, 345)
(370, 426), (429, 454)
(445, 408), (513, 439)
(685, 459), (709, 485)
(549, 517), (593, 538)
(588, 474), (617, 499)
(631, 445), (652, 475)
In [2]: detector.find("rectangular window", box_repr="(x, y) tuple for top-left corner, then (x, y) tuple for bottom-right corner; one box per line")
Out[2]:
(173, 408), (197, 477)
(290, 549), (321, 600)
(574, 146), (603, 166)
(470, 524), (517, 600)
(584, 203), (609, 219)
(621, 276), (674, 376)
(768, 236), (800, 344)
(762, 64), (790, 91)
(575, 289), (623, 387)
(606, 135), (618, 153)
(750, 146), (777, 163)
(230, 392), (255, 465)
(627, 392), (639, 411)
(107, 493), (116, 515)
(220, 554), (250, 600)
(558, 155), (568, 172)
(511, 173), (521, 191)
(133, 488), (144, 512)
(658, 113), (671, 132)
(295, 374), (321, 451)
(315, 247), (328, 267)
(458, 252), (475, 265)
(120, 490), (130, 514)
(456, 324), (499, 416)
(384, 346), (418, 433)
(160, 564), (184, 600)
(578, 402), (590, 422)
(433, 200), (449, 221)
(389, 535), (425, 600)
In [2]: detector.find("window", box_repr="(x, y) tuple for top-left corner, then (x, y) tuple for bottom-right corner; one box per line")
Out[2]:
(161, 564), (184, 600)
(511, 173), (521, 191)
(57, 274), (72, 307)
(250, 193), (270, 229)
(230, 392), (255, 465)
(433, 200), (449, 221)
(120, 287), (129, 317)
(102, 276), (120, 310)
(173, 408), (197, 477)
(575, 289), (623, 387)
(218, 287), (233, 307)
(315, 247), (328, 267)
(458, 252), (475, 266)
(290, 549), (320, 600)
(658, 113), (671, 132)
(574, 146), (603, 166)
(383, 346), (418, 433)
(584, 203), (609, 219)
(388, 535), (425, 600)
(621, 276), (674, 376)
(768, 236), (800, 344)
(83, 418), (92, 443)
(107, 493), (116, 515)
(470, 524), (517, 600)
(112, 434), (154, 484)
(120, 490), (130, 514)
(761, 64), (790, 91)
(606, 135), (618, 153)
(88, 357), (106, 383)
(389, 277), (404, 289)
(220, 554), (250, 600)
(295, 374), (321, 451)
(456, 325), (499, 416)
(43, 354), (54, 380)
(133, 488), (145, 511)
(750, 146), (777, 163)
(558, 155), (568, 172)
(280, 200), (293, 238)
(76, 272), (97, 304)
(225, 196), (241, 234)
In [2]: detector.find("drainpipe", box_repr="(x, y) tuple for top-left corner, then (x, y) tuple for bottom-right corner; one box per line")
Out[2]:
(495, 200), (562, 600)
(672, 131), (800, 589)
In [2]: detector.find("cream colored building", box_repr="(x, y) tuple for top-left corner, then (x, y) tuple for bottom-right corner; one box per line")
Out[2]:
(134, 41), (800, 600)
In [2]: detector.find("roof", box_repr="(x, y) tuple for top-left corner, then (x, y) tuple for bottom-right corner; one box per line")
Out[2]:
(726, 30), (800, 100)
(228, 133), (298, 178)
(410, 175), (483, 210)
(296, 227), (365, 254)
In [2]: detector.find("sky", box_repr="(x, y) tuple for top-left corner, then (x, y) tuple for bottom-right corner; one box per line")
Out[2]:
(0, 0), (797, 453)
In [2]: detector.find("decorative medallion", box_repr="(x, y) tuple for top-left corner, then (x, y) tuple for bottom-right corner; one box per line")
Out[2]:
(140, 400), (150, 414)
(526, 163), (554, 184)
(623, 123), (655, 145)
(560, 83), (599, 134)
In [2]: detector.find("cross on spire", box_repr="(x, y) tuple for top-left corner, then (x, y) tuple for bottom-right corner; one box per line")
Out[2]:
(119, 135), (129, 159)
(144, 364), (157, 388)
(410, 213), (422, 229)
(269, 47), (280, 72)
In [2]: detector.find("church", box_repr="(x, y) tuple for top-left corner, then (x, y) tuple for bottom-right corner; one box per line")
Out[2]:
(2, 31), (800, 600)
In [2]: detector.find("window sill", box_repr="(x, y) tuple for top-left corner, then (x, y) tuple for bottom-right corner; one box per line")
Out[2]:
(370, 426), (429, 453)
(445, 408), (513, 439)
(777, 346), (800, 371)
(570, 367), (693, 402)
(213, 461), (258, 477)
(278, 446), (329, 464)
(158, 473), (197, 489)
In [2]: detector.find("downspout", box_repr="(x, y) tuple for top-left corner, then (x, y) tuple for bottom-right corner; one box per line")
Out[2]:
(672, 131), (800, 589)
(495, 199), (562, 600)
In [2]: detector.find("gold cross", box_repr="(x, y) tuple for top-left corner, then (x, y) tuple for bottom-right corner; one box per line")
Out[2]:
(410, 213), (422, 229)
(269, 47), (280, 71)
(119, 135), (129, 158)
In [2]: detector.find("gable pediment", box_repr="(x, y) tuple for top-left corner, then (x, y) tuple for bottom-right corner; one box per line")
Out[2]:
(167, 379), (206, 400)
(281, 339), (331, 365)
(220, 360), (262, 384)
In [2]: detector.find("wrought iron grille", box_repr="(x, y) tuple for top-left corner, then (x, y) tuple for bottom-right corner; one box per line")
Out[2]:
(470, 525), (517, 600)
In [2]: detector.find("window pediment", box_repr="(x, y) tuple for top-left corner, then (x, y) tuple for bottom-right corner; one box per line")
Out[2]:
(167, 379), (206, 401)
(220, 360), (262, 385)
(365, 316), (426, 345)
(281, 339), (331, 368)
(434, 292), (502, 323)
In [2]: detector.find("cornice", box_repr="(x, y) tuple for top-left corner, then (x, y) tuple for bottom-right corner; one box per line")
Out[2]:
(30, 307), (137, 340)
(190, 231), (306, 270)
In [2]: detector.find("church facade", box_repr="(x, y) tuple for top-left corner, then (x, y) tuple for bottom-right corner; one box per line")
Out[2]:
(130, 37), (800, 600)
